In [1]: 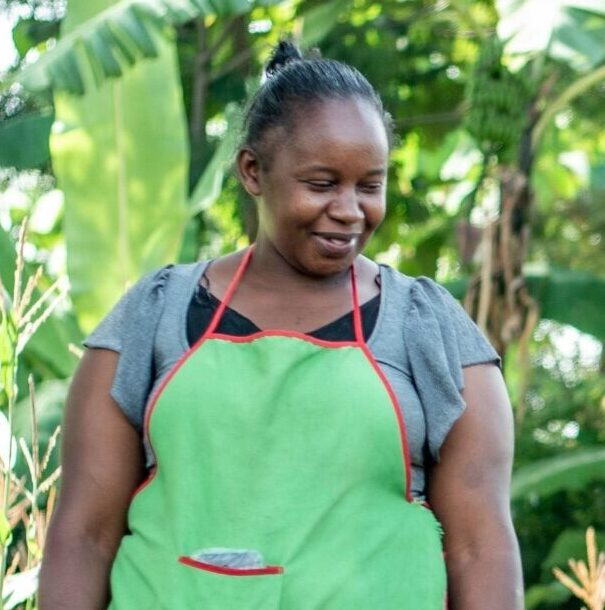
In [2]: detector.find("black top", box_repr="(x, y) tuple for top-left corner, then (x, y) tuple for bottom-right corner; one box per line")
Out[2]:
(186, 284), (380, 345)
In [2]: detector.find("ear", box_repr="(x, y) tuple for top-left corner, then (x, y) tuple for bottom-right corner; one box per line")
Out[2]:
(237, 147), (263, 197)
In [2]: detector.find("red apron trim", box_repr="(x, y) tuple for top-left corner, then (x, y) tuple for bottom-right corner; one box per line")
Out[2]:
(130, 466), (156, 501)
(178, 556), (284, 576)
(204, 246), (255, 337)
(209, 330), (359, 348)
(360, 343), (413, 502)
(350, 260), (365, 343)
(352, 265), (413, 501)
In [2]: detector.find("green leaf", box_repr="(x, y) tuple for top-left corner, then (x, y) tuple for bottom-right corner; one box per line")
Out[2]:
(12, 18), (61, 58)
(541, 528), (605, 577)
(0, 112), (54, 170)
(497, 0), (605, 69)
(524, 266), (605, 340)
(189, 105), (242, 216)
(525, 582), (570, 610)
(117, 5), (161, 58)
(0, 511), (11, 546)
(0, 309), (16, 401)
(511, 447), (605, 501)
(591, 162), (605, 191)
(554, 8), (605, 70)
(0, 225), (16, 295)
(26, 309), (82, 379)
(300, 0), (349, 48)
(50, 0), (190, 333)
(8, 0), (287, 95)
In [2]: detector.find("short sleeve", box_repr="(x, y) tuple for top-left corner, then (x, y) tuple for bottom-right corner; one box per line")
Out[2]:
(83, 265), (173, 431)
(403, 276), (501, 461)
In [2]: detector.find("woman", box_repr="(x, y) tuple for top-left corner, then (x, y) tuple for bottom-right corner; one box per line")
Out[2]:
(40, 42), (523, 609)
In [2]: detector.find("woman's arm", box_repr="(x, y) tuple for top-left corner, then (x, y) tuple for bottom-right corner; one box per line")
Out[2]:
(39, 349), (146, 610)
(427, 363), (524, 610)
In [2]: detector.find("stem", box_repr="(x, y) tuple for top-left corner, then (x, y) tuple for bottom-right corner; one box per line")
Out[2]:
(26, 375), (39, 596)
(189, 18), (209, 190)
(0, 326), (18, 610)
(532, 63), (605, 149)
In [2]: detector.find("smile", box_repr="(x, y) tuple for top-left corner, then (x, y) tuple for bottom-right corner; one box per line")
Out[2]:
(311, 232), (360, 257)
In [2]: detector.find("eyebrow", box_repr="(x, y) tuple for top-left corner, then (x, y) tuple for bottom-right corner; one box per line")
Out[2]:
(301, 165), (387, 176)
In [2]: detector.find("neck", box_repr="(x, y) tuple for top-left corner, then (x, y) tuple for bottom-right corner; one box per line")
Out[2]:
(247, 238), (352, 294)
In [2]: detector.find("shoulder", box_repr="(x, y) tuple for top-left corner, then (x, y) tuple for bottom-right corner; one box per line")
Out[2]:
(117, 261), (208, 316)
(379, 264), (500, 369)
(381, 265), (466, 313)
(381, 265), (455, 298)
(82, 261), (208, 431)
(130, 261), (205, 301)
(379, 265), (462, 316)
(84, 261), (207, 350)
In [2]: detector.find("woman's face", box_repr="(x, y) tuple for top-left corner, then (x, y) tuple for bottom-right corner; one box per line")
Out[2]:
(239, 96), (389, 278)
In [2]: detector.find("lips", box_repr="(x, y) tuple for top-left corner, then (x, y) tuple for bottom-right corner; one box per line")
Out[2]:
(311, 232), (360, 257)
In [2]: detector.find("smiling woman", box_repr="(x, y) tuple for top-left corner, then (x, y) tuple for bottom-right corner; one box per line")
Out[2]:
(240, 95), (388, 280)
(39, 41), (523, 610)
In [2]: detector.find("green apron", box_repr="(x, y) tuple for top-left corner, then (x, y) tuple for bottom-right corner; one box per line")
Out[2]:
(108, 248), (447, 609)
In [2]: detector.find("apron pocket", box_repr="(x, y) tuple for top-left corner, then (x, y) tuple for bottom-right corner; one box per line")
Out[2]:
(176, 556), (284, 610)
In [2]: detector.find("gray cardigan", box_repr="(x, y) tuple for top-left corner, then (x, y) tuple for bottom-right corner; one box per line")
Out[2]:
(84, 262), (500, 498)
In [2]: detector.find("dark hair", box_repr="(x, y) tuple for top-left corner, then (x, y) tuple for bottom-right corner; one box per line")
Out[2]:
(242, 41), (394, 165)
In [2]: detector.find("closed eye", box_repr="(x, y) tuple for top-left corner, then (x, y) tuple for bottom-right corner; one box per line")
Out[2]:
(304, 180), (335, 191)
(359, 182), (383, 193)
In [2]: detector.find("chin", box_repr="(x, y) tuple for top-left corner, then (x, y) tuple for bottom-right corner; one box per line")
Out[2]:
(297, 254), (357, 279)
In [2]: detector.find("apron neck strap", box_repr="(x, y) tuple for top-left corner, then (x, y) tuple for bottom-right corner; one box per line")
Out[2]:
(205, 246), (255, 336)
(350, 265), (364, 344)
(205, 245), (365, 344)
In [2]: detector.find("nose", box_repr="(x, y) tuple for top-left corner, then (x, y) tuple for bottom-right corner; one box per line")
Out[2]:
(328, 187), (364, 225)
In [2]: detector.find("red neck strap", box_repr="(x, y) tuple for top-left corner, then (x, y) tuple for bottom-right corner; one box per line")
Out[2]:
(205, 245), (364, 343)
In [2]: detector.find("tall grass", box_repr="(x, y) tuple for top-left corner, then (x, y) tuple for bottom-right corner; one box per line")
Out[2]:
(0, 219), (65, 610)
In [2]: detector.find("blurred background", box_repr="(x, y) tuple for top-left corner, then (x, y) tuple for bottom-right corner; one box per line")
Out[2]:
(1, 0), (605, 608)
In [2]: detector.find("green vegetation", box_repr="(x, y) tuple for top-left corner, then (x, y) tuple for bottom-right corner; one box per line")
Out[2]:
(1, 0), (605, 607)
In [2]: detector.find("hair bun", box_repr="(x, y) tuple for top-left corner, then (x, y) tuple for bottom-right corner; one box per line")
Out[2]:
(265, 40), (303, 78)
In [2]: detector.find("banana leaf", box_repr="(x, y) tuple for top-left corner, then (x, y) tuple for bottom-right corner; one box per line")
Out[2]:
(511, 447), (605, 501)
(526, 266), (605, 340)
(299, 0), (350, 47)
(8, 0), (285, 95)
(50, 0), (189, 333)
(189, 104), (242, 216)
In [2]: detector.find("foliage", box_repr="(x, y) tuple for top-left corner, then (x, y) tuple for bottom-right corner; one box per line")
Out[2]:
(4, 0), (282, 94)
(0, 221), (62, 609)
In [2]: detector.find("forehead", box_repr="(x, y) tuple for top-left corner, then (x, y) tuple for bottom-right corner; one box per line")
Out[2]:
(283, 97), (389, 165)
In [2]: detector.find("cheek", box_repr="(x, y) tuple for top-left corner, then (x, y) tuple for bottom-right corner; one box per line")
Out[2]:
(283, 193), (329, 225)
(365, 198), (386, 230)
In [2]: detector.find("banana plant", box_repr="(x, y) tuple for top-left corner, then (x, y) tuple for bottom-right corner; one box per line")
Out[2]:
(39, 0), (281, 331)
(49, 0), (190, 332)
(511, 447), (605, 501)
(5, 0), (272, 95)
